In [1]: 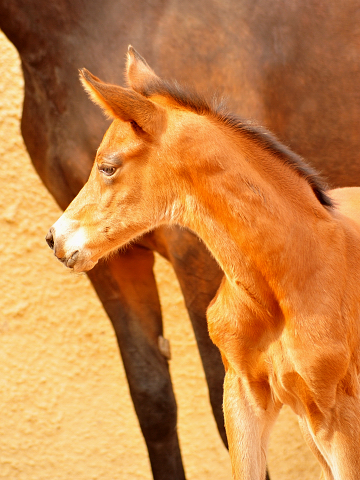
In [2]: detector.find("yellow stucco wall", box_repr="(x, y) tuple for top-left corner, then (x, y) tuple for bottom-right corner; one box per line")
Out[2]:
(0, 30), (320, 480)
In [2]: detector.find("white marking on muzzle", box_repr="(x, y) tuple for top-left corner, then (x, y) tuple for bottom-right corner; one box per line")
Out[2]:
(52, 215), (88, 257)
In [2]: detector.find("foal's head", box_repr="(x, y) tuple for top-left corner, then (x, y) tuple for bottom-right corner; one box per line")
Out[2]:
(46, 47), (217, 271)
(46, 47), (330, 272)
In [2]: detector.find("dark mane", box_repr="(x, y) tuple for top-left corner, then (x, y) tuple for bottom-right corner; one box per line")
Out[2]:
(141, 78), (333, 209)
(222, 114), (334, 209)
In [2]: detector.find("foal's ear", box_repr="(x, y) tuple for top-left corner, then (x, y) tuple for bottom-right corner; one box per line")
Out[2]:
(79, 68), (165, 137)
(126, 45), (161, 94)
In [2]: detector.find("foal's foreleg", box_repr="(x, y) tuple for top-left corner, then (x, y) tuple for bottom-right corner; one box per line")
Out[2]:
(223, 369), (281, 480)
(297, 417), (333, 480)
(301, 394), (360, 480)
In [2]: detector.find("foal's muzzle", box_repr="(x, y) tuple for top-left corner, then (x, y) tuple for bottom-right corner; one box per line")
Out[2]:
(45, 228), (79, 269)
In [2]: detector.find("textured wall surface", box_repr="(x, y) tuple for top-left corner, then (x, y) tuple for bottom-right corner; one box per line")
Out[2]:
(0, 30), (320, 480)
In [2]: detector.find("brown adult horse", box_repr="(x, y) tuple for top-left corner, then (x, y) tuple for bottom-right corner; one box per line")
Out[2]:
(1, 0), (360, 478)
(48, 49), (360, 480)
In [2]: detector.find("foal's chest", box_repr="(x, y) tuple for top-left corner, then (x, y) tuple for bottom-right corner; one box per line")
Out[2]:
(207, 279), (276, 373)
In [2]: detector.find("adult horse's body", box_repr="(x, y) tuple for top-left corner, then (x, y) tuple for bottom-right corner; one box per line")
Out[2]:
(1, 0), (360, 478)
(48, 49), (360, 480)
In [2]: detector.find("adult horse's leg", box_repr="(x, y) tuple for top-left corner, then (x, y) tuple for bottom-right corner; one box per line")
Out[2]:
(87, 245), (185, 480)
(153, 227), (227, 446)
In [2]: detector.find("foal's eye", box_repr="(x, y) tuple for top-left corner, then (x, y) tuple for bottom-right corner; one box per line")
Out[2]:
(99, 165), (116, 176)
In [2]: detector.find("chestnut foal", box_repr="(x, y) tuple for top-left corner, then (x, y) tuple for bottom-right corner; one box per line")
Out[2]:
(46, 48), (360, 479)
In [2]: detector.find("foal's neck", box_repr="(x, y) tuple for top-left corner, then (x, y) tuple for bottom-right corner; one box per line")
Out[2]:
(177, 128), (334, 307)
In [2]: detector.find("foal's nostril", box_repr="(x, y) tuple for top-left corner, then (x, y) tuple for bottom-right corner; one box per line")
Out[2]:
(45, 228), (55, 250)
